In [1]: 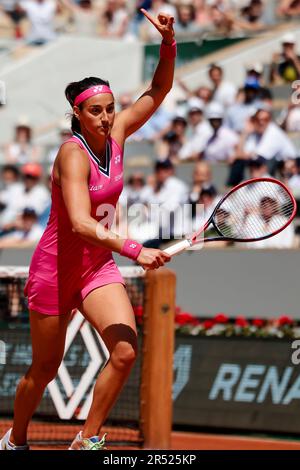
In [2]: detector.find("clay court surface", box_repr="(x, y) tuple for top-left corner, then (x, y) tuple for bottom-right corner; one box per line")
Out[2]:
(171, 432), (300, 450)
(1, 420), (300, 450)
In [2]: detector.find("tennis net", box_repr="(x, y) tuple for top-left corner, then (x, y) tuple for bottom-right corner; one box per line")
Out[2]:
(0, 266), (168, 449)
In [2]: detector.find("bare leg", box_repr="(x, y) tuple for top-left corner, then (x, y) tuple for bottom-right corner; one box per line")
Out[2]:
(10, 310), (71, 446)
(79, 283), (137, 438)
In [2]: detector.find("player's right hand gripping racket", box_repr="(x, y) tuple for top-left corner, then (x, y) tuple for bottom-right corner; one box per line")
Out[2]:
(164, 177), (297, 256)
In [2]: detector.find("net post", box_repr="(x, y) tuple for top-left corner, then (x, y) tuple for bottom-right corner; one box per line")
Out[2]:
(140, 268), (176, 450)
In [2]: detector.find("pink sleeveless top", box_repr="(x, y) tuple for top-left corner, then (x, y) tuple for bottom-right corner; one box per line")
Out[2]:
(29, 132), (124, 289)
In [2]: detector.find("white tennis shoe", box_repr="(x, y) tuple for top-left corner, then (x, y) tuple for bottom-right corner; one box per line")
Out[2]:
(0, 428), (29, 450)
(68, 431), (107, 450)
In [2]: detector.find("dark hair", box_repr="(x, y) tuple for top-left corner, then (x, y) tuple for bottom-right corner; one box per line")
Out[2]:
(2, 164), (20, 178)
(209, 64), (223, 75)
(155, 159), (174, 172)
(65, 77), (110, 133)
(16, 125), (31, 142)
(200, 187), (217, 199)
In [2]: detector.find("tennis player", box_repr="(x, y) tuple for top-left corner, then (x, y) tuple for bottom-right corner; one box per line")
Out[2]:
(0, 9), (175, 451)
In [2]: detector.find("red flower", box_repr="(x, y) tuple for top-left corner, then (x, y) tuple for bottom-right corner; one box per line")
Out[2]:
(175, 312), (198, 326)
(203, 320), (215, 329)
(133, 306), (143, 325)
(235, 316), (249, 327)
(252, 318), (264, 327)
(214, 313), (229, 324)
(278, 315), (294, 326)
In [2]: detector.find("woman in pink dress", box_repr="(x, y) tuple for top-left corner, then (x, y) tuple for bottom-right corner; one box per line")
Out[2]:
(0, 9), (176, 451)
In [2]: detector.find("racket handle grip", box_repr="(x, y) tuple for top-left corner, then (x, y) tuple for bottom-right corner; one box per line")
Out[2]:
(163, 239), (192, 256)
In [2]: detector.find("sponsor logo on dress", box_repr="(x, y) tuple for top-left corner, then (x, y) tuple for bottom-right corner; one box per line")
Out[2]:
(115, 155), (121, 165)
(114, 173), (123, 182)
(89, 184), (103, 191)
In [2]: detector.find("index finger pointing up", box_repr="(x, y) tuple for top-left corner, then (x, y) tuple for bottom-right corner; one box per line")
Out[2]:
(140, 8), (157, 27)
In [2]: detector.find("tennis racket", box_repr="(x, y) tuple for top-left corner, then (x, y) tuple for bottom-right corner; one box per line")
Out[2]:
(164, 177), (297, 256)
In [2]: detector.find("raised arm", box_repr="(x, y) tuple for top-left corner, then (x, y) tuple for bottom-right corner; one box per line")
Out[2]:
(58, 0), (80, 13)
(115, 9), (176, 139)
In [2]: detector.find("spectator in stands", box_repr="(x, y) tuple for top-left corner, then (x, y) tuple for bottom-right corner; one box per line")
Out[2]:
(196, 86), (213, 104)
(0, 165), (23, 228)
(278, 0), (300, 18)
(131, 105), (172, 141)
(194, 0), (213, 28)
(119, 172), (146, 208)
(245, 62), (264, 85)
(38, 165), (52, 228)
(226, 77), (272, 133)
(58, 0), (101, 36)
(158, 115), (187, 162)
(118, 92), (133, 111)
(270, 33), (300, 84)
(174, 3), (202, 39)
(243, 108), (297, 161)
(208, 3), (234, 37)
(203, 101), (239, 162)
(235, 0), (267, 32)
(177, 78), (213, 105)
(208, 64), (237, 109)
(141, 159), (188, 246)
(0, 207), (43, 248)
(118, 92), (175, 141)
(100, 0), (132, 40)
(228, 107), (297, 185)
(245, 195), (295, 248)
(247, 155), (271, 179)
(0, 0), (26, 38)
(2, 164), (50, 233)
(188, 161), (217, 218)
(4, 118), (41, 164)
(47, 119), (72, 164)
(178, 97), (213, 161)
(278, 80), (300, 131)
(18, 0), (58, 45)
(278, 159), (300, 198)
(245, 62), (273, 105)
(189, 185), (230, 246)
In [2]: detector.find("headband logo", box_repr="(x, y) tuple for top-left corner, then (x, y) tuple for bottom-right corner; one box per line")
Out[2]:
(93, 86), (103, 93)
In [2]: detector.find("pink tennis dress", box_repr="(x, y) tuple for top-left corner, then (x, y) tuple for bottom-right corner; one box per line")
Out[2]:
(24, 132), (125, 315)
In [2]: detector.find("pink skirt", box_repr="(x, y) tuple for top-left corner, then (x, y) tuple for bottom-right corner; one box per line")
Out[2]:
(24, 248), (125, 316)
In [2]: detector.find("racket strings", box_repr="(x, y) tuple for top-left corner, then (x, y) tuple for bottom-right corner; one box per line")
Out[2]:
(214, 181), (295, 240)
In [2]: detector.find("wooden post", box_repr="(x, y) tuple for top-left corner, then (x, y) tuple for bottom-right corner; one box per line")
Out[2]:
(140, 268), (176, 450)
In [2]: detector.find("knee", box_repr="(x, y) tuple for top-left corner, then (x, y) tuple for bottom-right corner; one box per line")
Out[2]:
(29, 357), (62, 384)
(110, 341), (137, 372)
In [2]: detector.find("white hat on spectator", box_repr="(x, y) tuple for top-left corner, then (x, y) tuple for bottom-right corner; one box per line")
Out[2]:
(247, 62), (263, 74)
(16, 115), (31, 128)
(281, 33), (296, 44)
(206, 102), (224, 120)
(188, 97), (205, 113)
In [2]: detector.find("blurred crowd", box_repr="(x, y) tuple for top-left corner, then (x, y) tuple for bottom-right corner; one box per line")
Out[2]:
(0, 3), (300, 250)
(0, 0), (298, 44)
